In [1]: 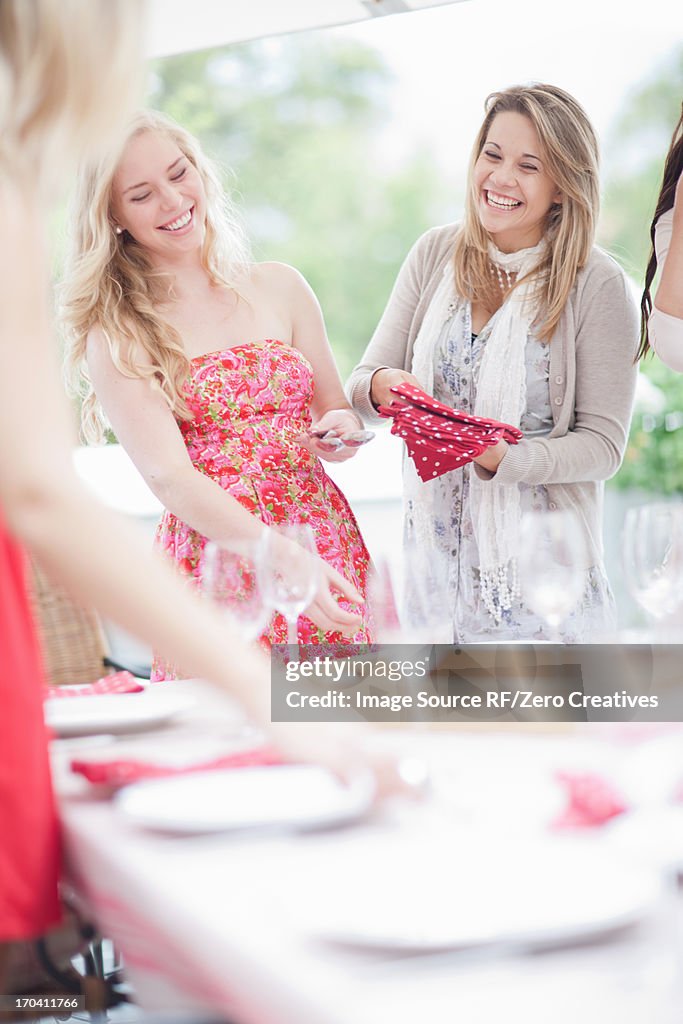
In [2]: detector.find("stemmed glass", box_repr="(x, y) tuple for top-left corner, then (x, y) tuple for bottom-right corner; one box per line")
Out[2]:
(621, 502), (683, 638)
(201, 539), (273, 642)
(258, 523), (320, 657)
(517, 510), (587, 642)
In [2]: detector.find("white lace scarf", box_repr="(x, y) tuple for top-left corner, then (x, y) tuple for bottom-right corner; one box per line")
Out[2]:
(408, 238), (547, 622)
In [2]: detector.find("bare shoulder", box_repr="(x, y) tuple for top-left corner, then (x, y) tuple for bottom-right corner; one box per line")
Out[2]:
(86, 325), (154, 377)
(85, 325), (113, 369)
(250, 260), (311, 296)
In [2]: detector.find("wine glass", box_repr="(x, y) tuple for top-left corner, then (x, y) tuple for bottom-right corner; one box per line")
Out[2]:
(621, 502), (683, 636)
(517, 509), (587, 642)
(201, 539), (273, 642)
(258, 523), (320, 657)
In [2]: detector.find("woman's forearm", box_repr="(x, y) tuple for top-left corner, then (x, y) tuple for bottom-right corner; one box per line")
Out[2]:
(310, 401), (363, 428)
(151, 463), (266, 545)
(8, 474), (270, 722)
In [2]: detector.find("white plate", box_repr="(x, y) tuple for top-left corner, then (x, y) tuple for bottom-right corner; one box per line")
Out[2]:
(45, 690), (194, 738)
(115, 765), (375, 834)
(295, 835), (660, 952)
(608, 806), (683, 873)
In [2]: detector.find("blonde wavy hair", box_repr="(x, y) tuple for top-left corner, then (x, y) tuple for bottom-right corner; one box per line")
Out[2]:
(453, 83), (600, 341)
(61, 110), (250, 442)
(0, 0), (142, 193)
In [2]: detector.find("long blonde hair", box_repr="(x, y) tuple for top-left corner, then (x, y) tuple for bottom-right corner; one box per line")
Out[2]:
(453, 83), (600, 341)
(61, 110), (250, 442)
(0, 0), (142, 194)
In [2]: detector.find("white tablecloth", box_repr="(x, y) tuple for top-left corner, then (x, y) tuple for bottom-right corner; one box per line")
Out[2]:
(53, 682), (683, 1024)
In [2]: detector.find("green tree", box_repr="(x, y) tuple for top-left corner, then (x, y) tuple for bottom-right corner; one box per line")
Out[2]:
(601, 46), (683, 281)
(150, 37), (447, 378)
(619, 358), (683, 494)
(600, 47), (683, 494)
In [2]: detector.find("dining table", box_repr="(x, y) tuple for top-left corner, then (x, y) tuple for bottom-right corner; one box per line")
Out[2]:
(51, 677), (683, 1024)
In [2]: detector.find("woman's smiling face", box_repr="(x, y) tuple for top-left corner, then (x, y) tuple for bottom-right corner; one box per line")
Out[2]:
(110, 129), (207, 264)
(473, 110), (562, 253)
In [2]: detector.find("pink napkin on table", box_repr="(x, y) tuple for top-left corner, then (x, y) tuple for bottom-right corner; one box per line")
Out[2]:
(552, 771), (629, 829)
(378, 382), (523, 482)
(45, 670), (145, 700)
(70, 745), (284, 788)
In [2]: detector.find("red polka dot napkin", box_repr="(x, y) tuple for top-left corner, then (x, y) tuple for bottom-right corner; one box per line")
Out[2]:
(45, 670), (145, 700)
(378, 382), (523, 482)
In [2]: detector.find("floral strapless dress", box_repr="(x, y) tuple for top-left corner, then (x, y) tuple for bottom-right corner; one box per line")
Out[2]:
(152, 340), (372, 678)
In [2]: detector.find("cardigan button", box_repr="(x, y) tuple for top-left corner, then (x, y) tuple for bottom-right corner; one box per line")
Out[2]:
(554, 396), (562, 406)
(554, 375), (563, 385)
(549, 502), (557, 510)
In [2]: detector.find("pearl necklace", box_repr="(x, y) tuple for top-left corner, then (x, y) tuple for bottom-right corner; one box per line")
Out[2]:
(490, 262), (516, 294)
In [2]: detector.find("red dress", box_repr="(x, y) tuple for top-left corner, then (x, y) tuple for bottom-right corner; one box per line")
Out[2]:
(152, 340), (373, 678)
(0, 510), (60, 940)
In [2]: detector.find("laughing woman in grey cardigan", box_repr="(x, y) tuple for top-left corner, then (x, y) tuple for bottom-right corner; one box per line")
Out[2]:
(347, 84), (639, 642)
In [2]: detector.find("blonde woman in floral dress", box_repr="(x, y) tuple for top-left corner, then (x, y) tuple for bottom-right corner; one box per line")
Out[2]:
(62, 111), (371, 675)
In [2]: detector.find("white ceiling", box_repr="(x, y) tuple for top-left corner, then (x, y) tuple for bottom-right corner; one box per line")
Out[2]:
(145, 0), (468, 58)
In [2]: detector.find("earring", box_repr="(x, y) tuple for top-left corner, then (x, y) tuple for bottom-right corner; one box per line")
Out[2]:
(114, 225), (123, 235)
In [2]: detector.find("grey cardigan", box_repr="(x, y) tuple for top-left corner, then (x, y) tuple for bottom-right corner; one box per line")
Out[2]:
(346, 224), (640, 566)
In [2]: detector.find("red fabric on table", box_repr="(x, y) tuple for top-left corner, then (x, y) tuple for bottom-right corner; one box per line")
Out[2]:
(45, 671), (145, 700)
(552, 771), (628, 829)
(70, 745), (284, 788)
(378, 382), (523, 483)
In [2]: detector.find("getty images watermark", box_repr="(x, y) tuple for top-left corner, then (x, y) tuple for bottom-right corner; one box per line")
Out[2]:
(270, 644), (683, 723)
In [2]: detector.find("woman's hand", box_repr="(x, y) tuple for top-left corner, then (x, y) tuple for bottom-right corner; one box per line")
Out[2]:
(269, 531), (363, 636)
(370, 367), (421, 409)
(307, 558), (363, 635)
(473, 439), (508, 474)
(301, 408), (365, 463)
(267, 721), (428, 802)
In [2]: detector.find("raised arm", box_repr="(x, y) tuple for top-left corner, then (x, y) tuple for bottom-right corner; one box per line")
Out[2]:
(86, 328), (268, 545)
(262, 261), (362, 463)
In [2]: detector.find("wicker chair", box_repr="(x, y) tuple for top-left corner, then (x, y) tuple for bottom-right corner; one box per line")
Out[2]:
(28, 558), (112, 686)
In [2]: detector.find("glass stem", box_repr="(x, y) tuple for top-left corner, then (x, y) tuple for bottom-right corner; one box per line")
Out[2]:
(287, 614), (299, 660)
